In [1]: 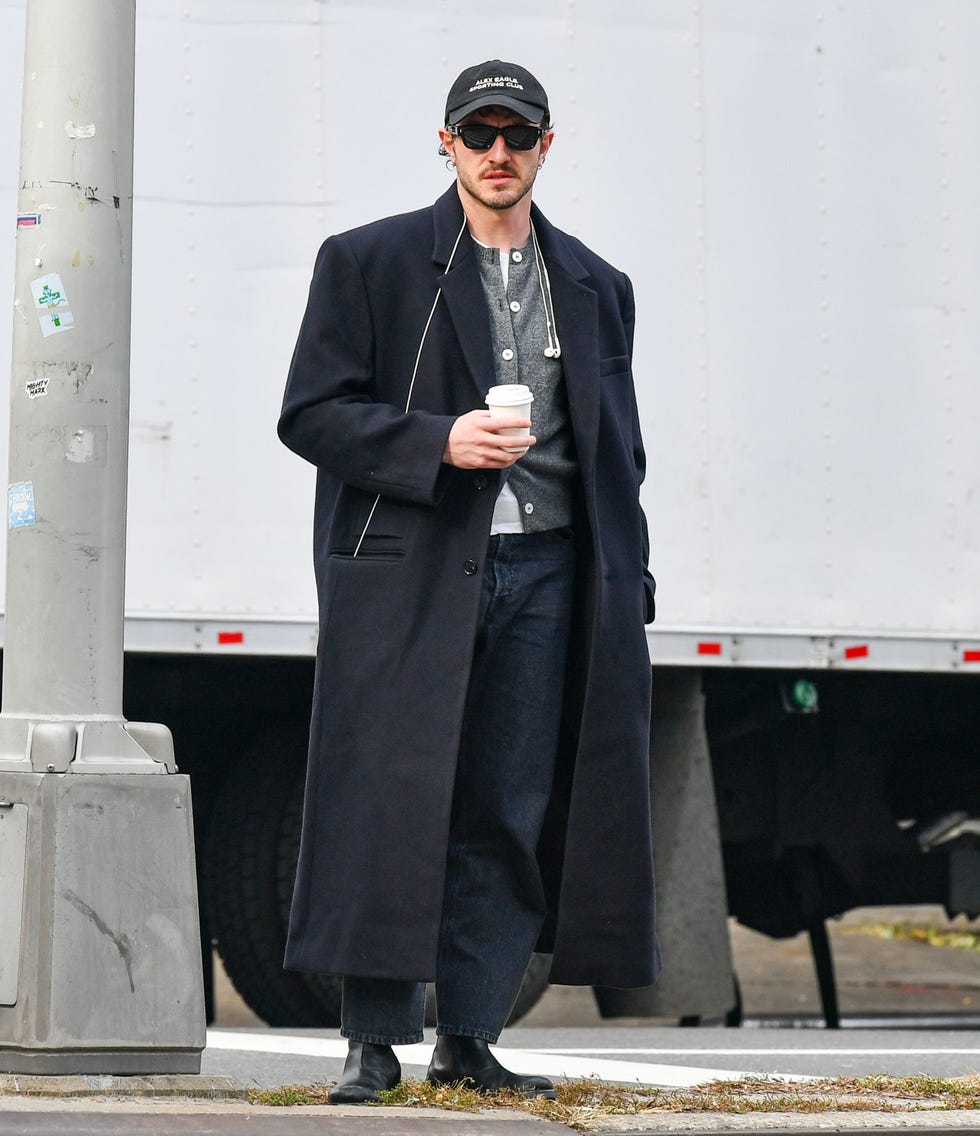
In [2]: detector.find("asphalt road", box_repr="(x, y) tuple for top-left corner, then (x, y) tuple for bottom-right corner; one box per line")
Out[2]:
(212, 906), (980, 1037)
(198, 1024), (980, 1087)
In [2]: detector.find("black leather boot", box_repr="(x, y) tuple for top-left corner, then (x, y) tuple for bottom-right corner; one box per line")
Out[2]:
(426, 1034), (556, 1099)
(328, 1041), (401, 1104)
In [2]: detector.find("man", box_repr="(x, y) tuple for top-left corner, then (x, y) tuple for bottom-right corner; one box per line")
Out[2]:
(280, 60), (660, 1104)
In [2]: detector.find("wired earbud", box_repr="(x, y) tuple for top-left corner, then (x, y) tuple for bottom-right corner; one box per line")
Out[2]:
(530, 223), (561, 360)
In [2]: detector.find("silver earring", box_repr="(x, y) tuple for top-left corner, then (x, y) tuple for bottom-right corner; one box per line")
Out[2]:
(537, 161), (545, 170)
(446, 158), (456, 170)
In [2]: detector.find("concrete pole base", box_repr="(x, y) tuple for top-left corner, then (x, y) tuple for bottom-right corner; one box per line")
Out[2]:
(0, 772), (205, 1075)
(0, 717), (176, 775)
(0, 1048), (202, 1076)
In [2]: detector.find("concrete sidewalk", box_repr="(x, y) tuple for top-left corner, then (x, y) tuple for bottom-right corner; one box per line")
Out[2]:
(0, 1088), (978, 1134)
(2, 1030), (979, 1135)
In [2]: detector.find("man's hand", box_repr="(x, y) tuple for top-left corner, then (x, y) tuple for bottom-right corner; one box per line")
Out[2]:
(442, 410), (536, 469)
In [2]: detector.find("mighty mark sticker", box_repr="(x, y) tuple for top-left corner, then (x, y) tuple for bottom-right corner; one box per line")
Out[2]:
(8, 482), (36, 529)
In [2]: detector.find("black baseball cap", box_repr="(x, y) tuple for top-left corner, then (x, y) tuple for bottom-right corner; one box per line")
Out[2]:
(445, 60), (550, 126)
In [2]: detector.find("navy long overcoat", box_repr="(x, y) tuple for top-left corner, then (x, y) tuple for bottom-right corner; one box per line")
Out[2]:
(279, 185), (661, 988)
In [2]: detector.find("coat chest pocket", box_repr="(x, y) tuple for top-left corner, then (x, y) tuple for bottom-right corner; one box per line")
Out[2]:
(330, 548), (405, 563)
(329, 531), (406, 563)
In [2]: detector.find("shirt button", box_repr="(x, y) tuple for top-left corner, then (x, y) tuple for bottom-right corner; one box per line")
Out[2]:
(474, 475), (488, 490)
(463, 559), (478, 575)
(501, 348), (514, 361)
(524, 502), (534, 514)
(512, 251), (523, 263)
(510, 300), (521, 313)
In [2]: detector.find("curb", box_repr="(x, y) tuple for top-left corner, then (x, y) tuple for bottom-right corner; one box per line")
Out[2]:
(0, 1075), (244, 1100)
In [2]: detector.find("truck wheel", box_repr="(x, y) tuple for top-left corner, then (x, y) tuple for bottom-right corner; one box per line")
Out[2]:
(422, 952), (551, 1026)
(201, 734), (334, 1027)
(276, 766), (343, 1021)
(507, 953), (552, 1024)
(422, 955), (551, 1026)
(277, 769), (552, 1027)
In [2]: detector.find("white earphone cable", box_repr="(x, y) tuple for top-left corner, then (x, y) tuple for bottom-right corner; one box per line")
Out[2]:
(530, 222), (561, 360)
(353, 218), (468, 558)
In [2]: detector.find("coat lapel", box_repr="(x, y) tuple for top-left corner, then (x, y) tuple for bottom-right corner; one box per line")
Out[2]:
(432, 187), (496, 402)
(430, 186), (603, 460)
(531, 205), (600, 489)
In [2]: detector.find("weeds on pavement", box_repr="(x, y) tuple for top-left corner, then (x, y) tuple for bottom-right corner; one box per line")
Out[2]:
(248, 1072), (980, 1128)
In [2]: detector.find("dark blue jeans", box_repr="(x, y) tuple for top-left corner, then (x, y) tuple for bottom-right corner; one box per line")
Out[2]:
(342, 528), (576, 1045)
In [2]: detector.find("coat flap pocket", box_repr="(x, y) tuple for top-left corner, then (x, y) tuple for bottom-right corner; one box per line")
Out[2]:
(599, 354), (630, 377)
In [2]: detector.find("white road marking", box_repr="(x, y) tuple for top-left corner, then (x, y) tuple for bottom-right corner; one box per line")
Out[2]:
(205, 1030), (810, 1089)
(207, 1031), (355, 1059)
(535, 1047), (980, 1056)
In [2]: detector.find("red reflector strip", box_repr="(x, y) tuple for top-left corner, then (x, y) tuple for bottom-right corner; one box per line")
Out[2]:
(697, 642), (723, 656)
(218, 631), (244, 645)
(963, 650), (980, 663)
(844, 645), (869, 660)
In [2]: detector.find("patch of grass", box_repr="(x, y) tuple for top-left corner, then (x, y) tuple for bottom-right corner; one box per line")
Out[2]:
(248, 1085), (330, 1106)
(375, 1080), (484, 1111)
(554, 1079), (650, 1112)
(851, 1073), (980, 1105)
(249, 1073), (980, 1125)
(840, 920), (980, 953)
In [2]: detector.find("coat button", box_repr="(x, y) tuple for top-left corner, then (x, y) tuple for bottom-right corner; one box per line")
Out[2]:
(512, 250), (523, 263)
(501, 348), (514, 361)
(463, 559), (478, 575)
(474, 475), (488, 490)
(510, 300), (521, 313)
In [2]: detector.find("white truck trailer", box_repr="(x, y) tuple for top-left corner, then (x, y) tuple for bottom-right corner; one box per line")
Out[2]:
(2, 1), (977, 1025)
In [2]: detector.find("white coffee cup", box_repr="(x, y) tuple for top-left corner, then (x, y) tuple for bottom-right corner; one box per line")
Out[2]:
(485, 384), (534, 453)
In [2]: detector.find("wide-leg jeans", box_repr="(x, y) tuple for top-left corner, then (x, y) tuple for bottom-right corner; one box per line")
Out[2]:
(341, 528), (576, 1045)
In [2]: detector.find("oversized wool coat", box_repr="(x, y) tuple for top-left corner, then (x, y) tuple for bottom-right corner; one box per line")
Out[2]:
(280, 184), (661, 989)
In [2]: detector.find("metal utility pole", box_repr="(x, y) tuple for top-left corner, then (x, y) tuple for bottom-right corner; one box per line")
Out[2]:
(0, 0), (204, 1073)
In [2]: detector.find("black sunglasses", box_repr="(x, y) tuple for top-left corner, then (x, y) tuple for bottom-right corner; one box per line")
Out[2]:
(449, 123), (544, 151)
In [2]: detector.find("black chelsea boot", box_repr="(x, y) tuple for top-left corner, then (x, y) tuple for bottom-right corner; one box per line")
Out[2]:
(328, 1040), (401, 1104)
(426, 1034), (556, 1099)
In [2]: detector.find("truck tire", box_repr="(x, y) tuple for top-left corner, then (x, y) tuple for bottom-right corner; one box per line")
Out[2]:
(207, 746), (552, 1027)
(421, 952), (552, 1026)
(201, 734), (334, 1027)
(508, 952), (552, 1023)
(275, 766), (343, 1021)
(276, 768), (552, 1027)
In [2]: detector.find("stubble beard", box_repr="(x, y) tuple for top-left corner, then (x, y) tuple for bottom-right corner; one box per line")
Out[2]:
(457, 162), (537, 212)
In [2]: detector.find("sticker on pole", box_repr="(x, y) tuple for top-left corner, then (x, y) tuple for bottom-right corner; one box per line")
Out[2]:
(38, 309), (74, 336)
(30, 272), (75, 337)
(8, 482), (36, 529)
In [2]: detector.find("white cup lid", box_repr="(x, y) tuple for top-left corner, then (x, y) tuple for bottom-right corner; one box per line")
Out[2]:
(485, 384), (534, 407)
